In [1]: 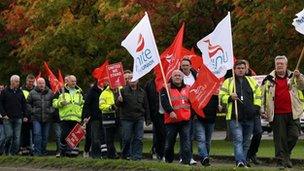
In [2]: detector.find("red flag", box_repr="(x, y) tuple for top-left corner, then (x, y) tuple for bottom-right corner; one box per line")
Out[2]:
(154, 23), (185, 91)
(189, 64), (220, 117)
(43, 62), (60, 93)
(92, 60), (109, 86)
(58, 69), (64, 88)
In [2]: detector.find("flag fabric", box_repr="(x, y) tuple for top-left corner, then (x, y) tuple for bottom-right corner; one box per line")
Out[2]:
(292, 9), (304, 35)
(154, 23), (186, 91)
(34, 72), (41, 86)
(197, 12), (234, 78)
(58, 69), (64, 88)
(43, 62), (60, 93)
(189, 64), (221, 117)
(121, 12), (160, 82)
(92, 60), (109, 86)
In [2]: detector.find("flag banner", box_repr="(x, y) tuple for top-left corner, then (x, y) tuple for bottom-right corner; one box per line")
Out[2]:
(107, 62), (126, 89)
(121, 12), (160, 82)
(197, 12), (234, 78)
(92, 60), (109, 86)
(65, 123), (85, 149)
(292, 9), (304, 35)
(189, 64), (220, 117)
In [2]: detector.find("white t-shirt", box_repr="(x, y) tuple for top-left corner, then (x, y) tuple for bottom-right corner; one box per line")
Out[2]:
(183, 73), (195, 86)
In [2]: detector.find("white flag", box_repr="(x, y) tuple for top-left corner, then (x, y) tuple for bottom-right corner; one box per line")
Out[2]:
(121, 12), (160, 81)
(292, 9), (304, 35)
(197, 12), (234, 78)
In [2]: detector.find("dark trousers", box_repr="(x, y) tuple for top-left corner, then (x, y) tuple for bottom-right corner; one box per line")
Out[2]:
(20, 121), (32, 152)
(272, 114), (300, 162)
(60, 120), (79, 156)
(152, 113), (165, 159)
(84, 121), (91, 153)
(247, 116), (263, 158)
(90, 120), (107, 158)
(165, 121), (191, 164)
(104, 125), (117, 158)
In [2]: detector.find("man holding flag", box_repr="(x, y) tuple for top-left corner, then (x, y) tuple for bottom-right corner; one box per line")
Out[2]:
(219, 60), (262, 167)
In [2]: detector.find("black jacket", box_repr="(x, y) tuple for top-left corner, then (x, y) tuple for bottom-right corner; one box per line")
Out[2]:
(0, 87), (27, 119)
(27, 86), (55, 122)
(145, 79), (159, 122)
(82, 84), (103, 121)
(117, 85), (150, 122)
(197, 95), (218, 124)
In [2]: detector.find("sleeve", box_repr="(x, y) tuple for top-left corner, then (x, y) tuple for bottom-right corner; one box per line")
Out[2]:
(52, 92), (62, 109)
(21, 91), (28, 118)
(0, 90), (6, 116)
(295, 74), (304, 90)
(160, 88), (174, 113)
(219, 79), (231, 105)
(82, 89), (92, 120)
(99, 92), (112, 112)
(143, 92), (151, 123)
(26, 92), (34, 115)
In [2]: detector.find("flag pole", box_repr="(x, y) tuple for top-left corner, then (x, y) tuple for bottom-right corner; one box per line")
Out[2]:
(232, 67), (239, 127)
(145, 11), (172, 105)
(295, 46), (304, 70)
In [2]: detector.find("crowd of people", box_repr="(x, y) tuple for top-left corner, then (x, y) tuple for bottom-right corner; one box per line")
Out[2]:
(0, 55), (303, 169)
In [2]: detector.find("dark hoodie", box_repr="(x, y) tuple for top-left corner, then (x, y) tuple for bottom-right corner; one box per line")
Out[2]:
(82, 83), (103, 121)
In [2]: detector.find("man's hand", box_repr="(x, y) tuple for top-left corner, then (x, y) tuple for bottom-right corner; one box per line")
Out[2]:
(230, 93), (239, 101)
(60, 100), (68, 106)
(2, 115), (9, 120)
(23, 117), (28, 122)
(261, 112), (268, 119)
(117, 96), (123, 102)
(83, 117), (90, 124)
(169, 111), (177, 120)
(294, 69), (301, 78)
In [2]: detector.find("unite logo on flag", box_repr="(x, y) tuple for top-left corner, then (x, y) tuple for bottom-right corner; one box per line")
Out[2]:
(121, 12), (160, 82)
(202, 39), (228, 75)
(197, 12), (234, 78)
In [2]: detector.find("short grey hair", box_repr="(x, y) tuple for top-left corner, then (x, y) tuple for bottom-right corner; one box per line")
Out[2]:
(10, 75), (20, 82)
(37, 77), (45, 83)
(275, 55), (288, 64)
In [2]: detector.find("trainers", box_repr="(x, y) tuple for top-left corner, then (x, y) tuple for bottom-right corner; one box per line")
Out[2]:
(55, 153), (60, 158)
(285, 159), (292, 168)
(83, 152), (89, 158)
(249, 155), (261, 165)
(276, 160), (285, 170)
(201, 157), (210, 166)
(190, 158), (197, 165)
(236, 162), (246, 168)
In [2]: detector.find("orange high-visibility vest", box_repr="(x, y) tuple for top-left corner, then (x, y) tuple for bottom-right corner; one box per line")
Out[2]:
(164, 85), (191, 124)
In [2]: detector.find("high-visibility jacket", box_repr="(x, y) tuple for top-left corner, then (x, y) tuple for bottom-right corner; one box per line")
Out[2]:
(164, 85), (191, 124)
(99, 86), (115, 113)
(53, 87), (84, 122)
(219, 76), (262, 120)
(261, 70), (304, 122)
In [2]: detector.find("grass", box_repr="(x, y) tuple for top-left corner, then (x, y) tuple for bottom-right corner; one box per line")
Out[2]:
(0, 139), (302, 170)
(47, 139), (304, 159)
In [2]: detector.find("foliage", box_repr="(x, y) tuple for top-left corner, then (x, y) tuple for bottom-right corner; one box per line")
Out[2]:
(1, 0), (304, 87)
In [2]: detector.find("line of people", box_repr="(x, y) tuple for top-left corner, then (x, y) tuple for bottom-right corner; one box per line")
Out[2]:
(0, 55), (302, 170)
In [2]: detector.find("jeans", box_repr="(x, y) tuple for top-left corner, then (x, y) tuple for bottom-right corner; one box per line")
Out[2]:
(52, 122), (61, 153)
(195, 119), (215, 159)
(247, 116), (263, 158)
(121, 119), (144, 160)
(3, 118), (22, 155)
(32, 121), (50, 156)
(0, 124), (5, 154)
(229, 119), (254, 164)
(165, 121), (191, 164)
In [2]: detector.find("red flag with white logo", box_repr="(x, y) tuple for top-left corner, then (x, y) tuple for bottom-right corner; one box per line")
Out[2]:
(189, 64), (220, 117)
(43, 62), (60, 93)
